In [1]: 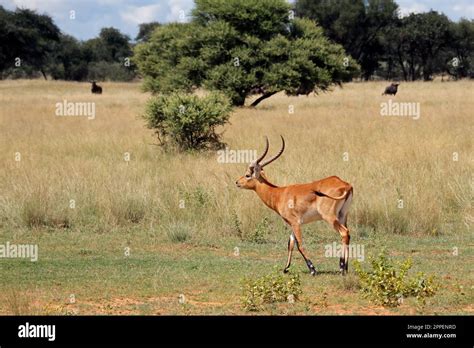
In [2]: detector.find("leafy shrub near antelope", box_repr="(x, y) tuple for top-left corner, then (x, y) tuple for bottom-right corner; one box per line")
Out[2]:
(143, 92), (232, 151)
(354, 251), (438, 307)
(241, 269), (302, 312)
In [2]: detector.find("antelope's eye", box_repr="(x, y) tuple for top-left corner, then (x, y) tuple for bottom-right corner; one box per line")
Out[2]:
(245, 174), (252, 179)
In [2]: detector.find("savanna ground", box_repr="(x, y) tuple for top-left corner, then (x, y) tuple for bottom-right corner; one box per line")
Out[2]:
(0, 79), (472, 315)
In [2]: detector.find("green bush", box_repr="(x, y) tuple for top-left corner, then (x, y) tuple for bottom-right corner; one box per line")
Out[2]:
(241, 269), (302, 312)
(246, 216), (270, 243)
(229, 210), (243, 239)
(354, 250), (438, 307)
(180, 186), (212, 207)
(143, 92), (232, 151)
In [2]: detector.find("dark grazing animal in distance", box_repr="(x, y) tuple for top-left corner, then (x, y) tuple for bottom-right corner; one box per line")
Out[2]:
(91, 81), (102, 94)
(382, 83), (399, 96)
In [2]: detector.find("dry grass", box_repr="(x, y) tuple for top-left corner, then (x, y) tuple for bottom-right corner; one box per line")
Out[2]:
(0, 79), (471, 237)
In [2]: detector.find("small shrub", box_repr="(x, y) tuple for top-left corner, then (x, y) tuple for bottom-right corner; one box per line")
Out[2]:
(167, 222), (193, 243)
(403, 272), (440, 306)
(246, 217), (270, 243)
(192, 187), (210, 206)
(143, 92), (233, 151)
(230, 210), (243, 239)
(241, 269), (302, 312)
(181, 186), (211, 207)
(354, 250), (438, 307)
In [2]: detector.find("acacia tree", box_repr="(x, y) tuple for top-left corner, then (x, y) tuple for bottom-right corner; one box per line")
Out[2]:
(134, 0), (359, 107)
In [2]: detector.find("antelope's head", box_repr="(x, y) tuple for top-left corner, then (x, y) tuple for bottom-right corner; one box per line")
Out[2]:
(235, 136), (285, 190)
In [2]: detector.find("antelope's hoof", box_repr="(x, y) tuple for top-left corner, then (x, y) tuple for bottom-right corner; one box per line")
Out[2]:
(283, 268), (289, 274)
(310, 269), (317, 276)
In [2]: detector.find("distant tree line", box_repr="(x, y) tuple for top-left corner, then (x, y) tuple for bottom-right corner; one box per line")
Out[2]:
(295, 0), (474, 81)
(0, 1), (472, 82)
(0, 6), (138, 81)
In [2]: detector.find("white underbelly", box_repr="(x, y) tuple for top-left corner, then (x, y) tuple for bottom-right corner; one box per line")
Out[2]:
(299, 209), (322, 225)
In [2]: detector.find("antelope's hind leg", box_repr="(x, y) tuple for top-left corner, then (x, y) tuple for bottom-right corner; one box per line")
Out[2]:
(335, 220), (350, 275)
(336, 190), (352, 274)
(323, 215), (350, 275)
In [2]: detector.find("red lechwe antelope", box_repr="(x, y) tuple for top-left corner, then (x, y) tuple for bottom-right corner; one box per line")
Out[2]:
(236, 136), (353, 275)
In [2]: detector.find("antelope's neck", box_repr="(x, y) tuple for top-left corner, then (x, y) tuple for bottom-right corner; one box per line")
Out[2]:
(254, 179), (279, 212)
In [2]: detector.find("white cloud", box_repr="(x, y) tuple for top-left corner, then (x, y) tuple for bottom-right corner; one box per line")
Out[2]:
(165, 0), (193, 22)
(5, 0), (78, 22)
(398, 2), (429, 18)
(452, 3), (474, 17)
(120, 4), (162, 25)
(8, 0), (66, 12)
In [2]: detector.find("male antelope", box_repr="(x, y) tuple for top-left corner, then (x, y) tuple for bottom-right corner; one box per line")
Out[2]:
(236, 136), (353, 275)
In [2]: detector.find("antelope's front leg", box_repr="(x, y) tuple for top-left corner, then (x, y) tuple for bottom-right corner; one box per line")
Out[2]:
(283, 233), (296, 273)
(292, 224), (317, 276)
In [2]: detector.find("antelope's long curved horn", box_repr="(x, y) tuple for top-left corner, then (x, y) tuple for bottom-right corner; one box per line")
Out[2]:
(255, 136), (269, 164)
(261, 135), (285, 167)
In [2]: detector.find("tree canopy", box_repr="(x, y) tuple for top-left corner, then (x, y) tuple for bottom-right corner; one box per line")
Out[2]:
(136, 22), (161, 42)
(134, 0), (359, 106)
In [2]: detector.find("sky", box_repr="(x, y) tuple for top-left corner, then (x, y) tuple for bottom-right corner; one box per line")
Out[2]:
(1, 0), (473, 41)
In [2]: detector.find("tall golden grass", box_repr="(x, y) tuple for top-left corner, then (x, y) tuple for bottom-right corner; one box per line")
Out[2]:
(0, 79), (472, 240)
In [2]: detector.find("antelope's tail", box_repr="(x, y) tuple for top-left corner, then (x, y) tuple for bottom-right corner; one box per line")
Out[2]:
(315, 189), (350, 200)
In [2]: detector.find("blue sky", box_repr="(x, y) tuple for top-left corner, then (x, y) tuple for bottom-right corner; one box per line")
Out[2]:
(1, 0), (473, 41)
